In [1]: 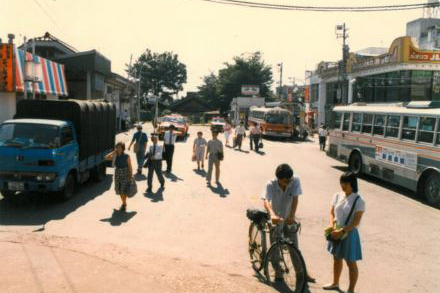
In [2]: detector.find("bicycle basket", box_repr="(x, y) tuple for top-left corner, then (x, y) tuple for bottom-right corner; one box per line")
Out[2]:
(246, 209), (269, 223)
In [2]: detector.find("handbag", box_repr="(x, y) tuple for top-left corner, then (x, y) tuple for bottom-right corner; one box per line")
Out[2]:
(192, 153), (197, 162)
(133, 143), (139, 153)
(326, 196), (360, 244)
(128, 179), (137, 198)
(217, 152), (224, 161)
(258, 134), (263, 149)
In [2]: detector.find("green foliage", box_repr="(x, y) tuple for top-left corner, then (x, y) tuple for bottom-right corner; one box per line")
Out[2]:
(197, 52), (273, 112)
(128, 49), (187, 105)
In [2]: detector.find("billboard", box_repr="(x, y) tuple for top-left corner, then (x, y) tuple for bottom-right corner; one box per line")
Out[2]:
(241, 85), (260, 96)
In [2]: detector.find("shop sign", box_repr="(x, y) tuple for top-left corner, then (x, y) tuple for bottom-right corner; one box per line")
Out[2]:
(0, 44), (14, 92)
(241, 85), (259, 96)
(409, 48), (440, 62)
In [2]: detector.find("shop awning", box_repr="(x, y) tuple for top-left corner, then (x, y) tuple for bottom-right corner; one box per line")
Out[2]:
(14, 46), (68, 96)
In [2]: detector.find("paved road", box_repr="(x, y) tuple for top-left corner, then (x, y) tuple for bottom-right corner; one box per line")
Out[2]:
(1, 124), (440, 293)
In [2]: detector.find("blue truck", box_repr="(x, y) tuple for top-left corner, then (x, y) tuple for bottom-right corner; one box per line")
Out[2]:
(0, 99), (116, 200)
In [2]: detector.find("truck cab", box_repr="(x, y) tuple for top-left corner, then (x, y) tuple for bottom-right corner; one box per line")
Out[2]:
(0, 119), (79, 199)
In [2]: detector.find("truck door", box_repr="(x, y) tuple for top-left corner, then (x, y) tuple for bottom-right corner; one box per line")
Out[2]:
(57, 126), (78, 177)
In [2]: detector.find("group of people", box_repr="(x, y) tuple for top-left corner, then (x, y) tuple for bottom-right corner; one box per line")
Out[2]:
(224, 120), (263, 152)
(262, 164), (365, 293)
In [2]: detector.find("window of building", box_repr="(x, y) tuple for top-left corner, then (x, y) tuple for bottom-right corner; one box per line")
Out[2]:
(387, 72), (400, 102)
(362, 114), (373, 134)
(374, 74), (386, 102)
(399, 70), (412, 102)
(352, 113), (362, 132)
(402, 116), (418, 141)
(342, 113), (351, 131)
(418, 116), (436, 143)
(373, 115), (385, 136)
(432, 71), (440, 101)
(411, 71), (432, 101)
(385, 115), (400, 138)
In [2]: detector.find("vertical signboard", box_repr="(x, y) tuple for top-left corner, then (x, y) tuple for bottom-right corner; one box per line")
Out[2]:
(0, 44), (14, 92)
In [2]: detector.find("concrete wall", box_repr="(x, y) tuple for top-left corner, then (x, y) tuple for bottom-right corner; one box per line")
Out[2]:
(0, 93), (16, 124)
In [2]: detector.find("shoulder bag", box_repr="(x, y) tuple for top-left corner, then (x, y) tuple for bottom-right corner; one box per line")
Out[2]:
(326, 196), (360, 244)
(128, 179), (137, 198)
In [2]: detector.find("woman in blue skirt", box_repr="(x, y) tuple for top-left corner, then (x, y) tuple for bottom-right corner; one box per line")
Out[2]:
(323, 172), (365, 293)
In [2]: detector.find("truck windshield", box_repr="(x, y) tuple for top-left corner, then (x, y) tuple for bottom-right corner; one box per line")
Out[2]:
(0, 123), (60, 149)
(265, 114), (289, 125)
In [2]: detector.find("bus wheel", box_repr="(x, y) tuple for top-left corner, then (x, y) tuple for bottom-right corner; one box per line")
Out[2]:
(349, 151), (363, 175)
(424, 172), (440, 207)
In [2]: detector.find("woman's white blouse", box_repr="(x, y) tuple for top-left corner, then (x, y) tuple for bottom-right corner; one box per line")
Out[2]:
(332, 192), (366, 227)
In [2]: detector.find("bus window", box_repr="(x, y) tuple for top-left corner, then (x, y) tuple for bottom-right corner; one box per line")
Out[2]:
(332, 112), (342, 129)
(402, 116), (418, 141)
(385, 115), (400, 138)
(342, 113), (350, 131)
(352, 113), (362, 132)
(436, 120), (440, 145)
(362, 114), (373, 134)
(373, 115), (385, 136)
(418, 117), (436, 143)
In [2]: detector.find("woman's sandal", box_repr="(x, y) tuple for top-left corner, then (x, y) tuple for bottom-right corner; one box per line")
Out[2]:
(120, 204), (127, 211)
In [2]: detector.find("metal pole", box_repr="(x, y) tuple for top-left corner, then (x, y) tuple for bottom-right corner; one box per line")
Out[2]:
(32, 38), (36, 100)
(154, 95), (159, 134)
(137, 68), (141, 123)
(23, 37), (28, 100)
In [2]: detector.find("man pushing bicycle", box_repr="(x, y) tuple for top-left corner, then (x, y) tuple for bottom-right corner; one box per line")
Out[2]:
(262, 163), (316, 283)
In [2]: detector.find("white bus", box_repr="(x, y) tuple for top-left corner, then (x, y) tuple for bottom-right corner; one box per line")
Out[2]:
(327, 101), (440, 207)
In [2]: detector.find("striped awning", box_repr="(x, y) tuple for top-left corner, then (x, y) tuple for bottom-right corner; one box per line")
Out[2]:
(14, 46), (68, 96)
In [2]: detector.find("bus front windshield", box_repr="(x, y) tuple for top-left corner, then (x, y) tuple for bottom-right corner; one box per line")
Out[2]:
(265, 114), (290, 125)
(0, 123), (60, 149)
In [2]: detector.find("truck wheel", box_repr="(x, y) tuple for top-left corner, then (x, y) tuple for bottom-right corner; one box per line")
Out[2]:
(60, 173), (76, 200)
(0, 190), (15, 200)
(92, 164), (106, 182)
(349, 151), (363, 176)
(424, 172), (440, 207)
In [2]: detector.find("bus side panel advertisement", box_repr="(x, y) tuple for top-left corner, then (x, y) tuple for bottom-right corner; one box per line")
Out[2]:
(375, 146), (417, 170)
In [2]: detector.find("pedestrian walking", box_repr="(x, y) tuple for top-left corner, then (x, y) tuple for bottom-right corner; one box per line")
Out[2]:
(145, 135), (165, 192)
(250, 122), (262, 152)
(234, 121), (246, 150)
(323, 172), (365, 293)
(128, 124), (148, 175)
(261, 164), (315, 283)
(163, 125), (177, 174)
(206, 131), (224, 186)
(224, 120), (233, 146)
(105, 142), (133, 211)
(193, 131), (207, 170)
(319, 124), (328, 151)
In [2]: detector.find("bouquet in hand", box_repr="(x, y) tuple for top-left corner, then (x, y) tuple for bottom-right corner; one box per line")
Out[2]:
(324, 223), (348, 240)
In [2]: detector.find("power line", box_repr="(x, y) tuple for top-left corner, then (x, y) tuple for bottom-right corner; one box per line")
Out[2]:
(32, 0), (61, 29)
(191, 0), (438, 12)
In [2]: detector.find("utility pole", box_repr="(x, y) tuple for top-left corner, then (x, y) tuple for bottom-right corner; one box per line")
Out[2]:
(32, 38), (36, 100)
(278, 62), (283, 99)
(336, 23), (349, 104)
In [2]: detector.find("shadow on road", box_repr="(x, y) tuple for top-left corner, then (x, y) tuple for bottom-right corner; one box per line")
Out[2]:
(253, 272), (313, 293)
(0, 175), (113, 226)
(331, 165), (433, 207)
(100, 209), (137, 226)
(144, 187), (164, 202)
(164, 172), (184, 182)
(193, 169), (207, 177)
(234, 149), (250, 154)
(208, 182), (229, 198)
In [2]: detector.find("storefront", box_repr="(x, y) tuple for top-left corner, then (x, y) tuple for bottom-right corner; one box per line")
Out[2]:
(0, 43), (68, 123)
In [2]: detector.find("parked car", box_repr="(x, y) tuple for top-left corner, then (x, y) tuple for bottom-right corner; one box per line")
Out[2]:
(210, 117), (226, 133)
(0, 99), (116, 200)
(156, 115), (189, 140)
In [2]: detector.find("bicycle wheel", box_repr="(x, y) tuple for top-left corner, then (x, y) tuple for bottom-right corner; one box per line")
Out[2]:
(264, 242), (307, 293)
(248, 222), (267, 272)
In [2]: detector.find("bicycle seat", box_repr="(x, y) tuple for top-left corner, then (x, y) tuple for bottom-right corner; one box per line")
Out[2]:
(246, 209), (269, 223)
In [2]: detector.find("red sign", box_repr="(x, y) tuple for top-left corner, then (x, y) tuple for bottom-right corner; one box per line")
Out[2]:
(0, 44), (14, 92)
(409, 48), (440, 62)
(305, 85), (310, 102)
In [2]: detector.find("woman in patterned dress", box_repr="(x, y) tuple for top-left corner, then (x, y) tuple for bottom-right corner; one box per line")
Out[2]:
(105, 142), (133, 211)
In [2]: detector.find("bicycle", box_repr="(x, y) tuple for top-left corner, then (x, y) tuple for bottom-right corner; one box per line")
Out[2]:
(247, 209), (307, 293)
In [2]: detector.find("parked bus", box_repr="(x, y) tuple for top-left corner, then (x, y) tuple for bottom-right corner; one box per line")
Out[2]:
(327, 101), (440, 207)
(248, 106), (294, 138)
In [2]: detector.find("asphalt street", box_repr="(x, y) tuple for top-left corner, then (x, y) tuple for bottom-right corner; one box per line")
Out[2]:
(1, 124), (440, 293)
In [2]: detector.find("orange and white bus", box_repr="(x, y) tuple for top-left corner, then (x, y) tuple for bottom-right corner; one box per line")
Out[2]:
(248, 106), (294, 138)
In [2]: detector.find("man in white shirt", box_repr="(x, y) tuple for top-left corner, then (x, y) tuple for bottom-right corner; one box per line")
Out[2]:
(234, 121), (246, 150)
(146, 134), (165, 192)
(163, 125), (177, 173)
(318, 124), (328, 151)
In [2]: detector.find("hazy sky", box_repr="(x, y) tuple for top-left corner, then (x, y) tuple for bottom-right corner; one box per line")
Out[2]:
(2, 0), (426, 95)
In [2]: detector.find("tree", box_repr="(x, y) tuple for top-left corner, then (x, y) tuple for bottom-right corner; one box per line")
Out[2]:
(197, 72), (220, 109)
(215, 52), (273, 112)
(128, 49), (187, 105)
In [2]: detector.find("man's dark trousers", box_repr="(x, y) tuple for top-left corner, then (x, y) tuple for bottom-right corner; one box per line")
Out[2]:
(147, 160), (165, 188)
(164, 144), (175, 172)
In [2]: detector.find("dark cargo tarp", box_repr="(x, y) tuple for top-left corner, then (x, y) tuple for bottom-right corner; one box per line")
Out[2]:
(15, 100), (116, 161)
